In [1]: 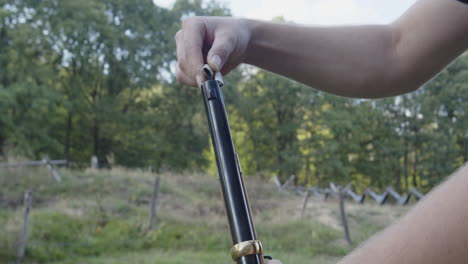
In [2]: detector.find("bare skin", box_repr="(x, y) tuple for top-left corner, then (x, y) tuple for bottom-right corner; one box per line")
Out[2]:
(175, 0), (468, 97)
(175, 0), (468, 263)
(339, 164), (468, 264)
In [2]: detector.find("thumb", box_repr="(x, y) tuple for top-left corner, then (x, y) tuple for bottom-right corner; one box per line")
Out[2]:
(207, 34), (236, 72)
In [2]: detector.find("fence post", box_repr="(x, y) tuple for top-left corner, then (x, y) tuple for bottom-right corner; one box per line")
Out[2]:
(91, 155), (99, 169)
(338, 186), (352, 245)
(273, 176), (282, 189)
(281, 175), (296, 189)
(409, 187), (424, 200)
(17, 190), (32, 264)
(300, 190), (311, 219)
(386, 187), (411, 205)
(148, 176), (161, 231)
(43, 156), (61, 182)
(364, 188), (389, 205)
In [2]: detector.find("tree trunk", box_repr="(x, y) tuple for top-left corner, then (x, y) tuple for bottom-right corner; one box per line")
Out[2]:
(63, 112), (73, 163)
(305, 154), (311, 185)
(395, 170), (401, 193)
(1, 27), (8, 87)
(252, 138), (260, 173)
(93, 119), (100, 168)
(464, 138), (468, 163)
(394, 148), (402, 192)
(276, 140), (286, 180)
(0, 133), (4, 157)
(412, 150), (418, 187)
(403, 137), (409, 192)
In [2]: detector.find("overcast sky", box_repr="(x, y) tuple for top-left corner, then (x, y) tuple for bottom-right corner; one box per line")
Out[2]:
(154, 0), (418, 25)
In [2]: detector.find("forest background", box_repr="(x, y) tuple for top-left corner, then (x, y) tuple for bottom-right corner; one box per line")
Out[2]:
(1, 0), (468, 192)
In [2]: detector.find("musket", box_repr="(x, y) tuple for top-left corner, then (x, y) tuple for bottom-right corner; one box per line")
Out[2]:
(199, 65), (269, 264)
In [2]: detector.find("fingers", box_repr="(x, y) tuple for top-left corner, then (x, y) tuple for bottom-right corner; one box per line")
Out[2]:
(176, 30), (200, 87)
(175, 16), (244, 86)
(176, 62), (197, 87)
(175, 17), (206, 87)
(207, 33), (237, 72)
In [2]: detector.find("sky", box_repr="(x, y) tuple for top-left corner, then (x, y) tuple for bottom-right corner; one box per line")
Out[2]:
(154, 0), (418, 25)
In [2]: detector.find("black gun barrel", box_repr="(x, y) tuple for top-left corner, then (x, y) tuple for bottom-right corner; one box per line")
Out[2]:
(200, 78), (264, 264)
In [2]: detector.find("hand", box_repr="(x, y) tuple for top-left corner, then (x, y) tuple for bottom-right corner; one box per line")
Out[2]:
(175, 16), (251, 87)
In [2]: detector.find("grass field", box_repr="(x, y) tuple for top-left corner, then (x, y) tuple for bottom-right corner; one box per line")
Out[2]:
(0, 167), (410, 263)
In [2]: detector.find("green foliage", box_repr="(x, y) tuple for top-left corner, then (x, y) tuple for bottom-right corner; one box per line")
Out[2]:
(0, 0), (227, 170)
(1, 0), (467, 190)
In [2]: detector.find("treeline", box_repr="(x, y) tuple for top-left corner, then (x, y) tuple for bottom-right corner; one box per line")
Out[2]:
(1, 0), (467, 191)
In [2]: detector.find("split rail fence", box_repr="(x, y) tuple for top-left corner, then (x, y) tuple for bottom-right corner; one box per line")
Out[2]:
(275, 175), (427, 245)
(0, 157), (67, 182)
(275, 175), (425, 206)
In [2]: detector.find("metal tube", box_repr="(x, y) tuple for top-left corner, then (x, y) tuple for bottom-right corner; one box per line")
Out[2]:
(200, 79), (264, 264)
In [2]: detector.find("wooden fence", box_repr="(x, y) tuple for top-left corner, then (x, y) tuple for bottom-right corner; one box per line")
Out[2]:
(275, 175), (425, 205)
(0, 157), (67, 182)
(276, 175), (427, 245)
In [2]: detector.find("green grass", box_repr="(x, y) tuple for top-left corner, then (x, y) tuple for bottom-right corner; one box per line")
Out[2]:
(0, 167), (399, 263)
(5, 213), (345, 263)
(49, 250), (340, 264)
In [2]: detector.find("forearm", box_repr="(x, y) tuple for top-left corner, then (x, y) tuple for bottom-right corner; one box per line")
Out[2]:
(244, 0), (468, 99)
(245, 20), (401, 98)
(339, 164), (468, 264)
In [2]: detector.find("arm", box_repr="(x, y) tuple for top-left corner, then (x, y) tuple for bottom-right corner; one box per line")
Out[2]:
(175, 0), (468, 98)
(245, 0), (468, 98)
(339, 164), (468, 264)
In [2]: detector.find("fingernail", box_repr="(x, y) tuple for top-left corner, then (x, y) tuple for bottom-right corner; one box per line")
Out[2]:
(196, 74), (203, 87)
(210, 55), (222, 71)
